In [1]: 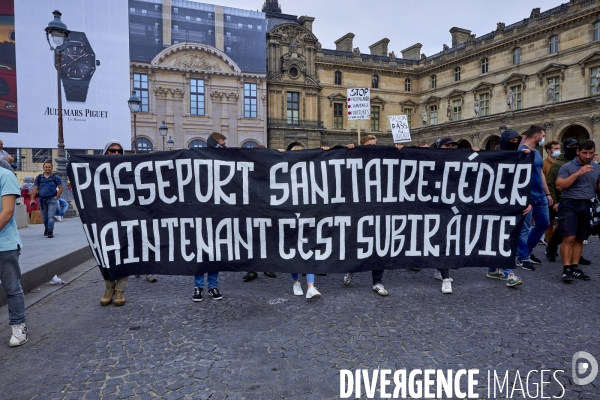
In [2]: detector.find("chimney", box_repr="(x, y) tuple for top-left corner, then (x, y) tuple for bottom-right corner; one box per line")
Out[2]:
(401, 43), (423, 60)
(449, 27), (471, 47)
(335, 33), (355, 52)
(298, 16), (315, 32)
(369, 38), (390, 56)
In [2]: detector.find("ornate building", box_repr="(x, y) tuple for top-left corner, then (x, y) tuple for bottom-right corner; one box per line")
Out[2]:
(264, 0), (600, 150)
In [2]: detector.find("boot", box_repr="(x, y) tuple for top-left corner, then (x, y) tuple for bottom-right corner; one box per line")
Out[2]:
(113, 290), (126, 306)
(9, 323), (28, 347)
(101, 285), (115, 306)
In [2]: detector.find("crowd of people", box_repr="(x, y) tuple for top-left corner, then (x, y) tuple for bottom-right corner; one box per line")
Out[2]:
(0, 125), (598, 347)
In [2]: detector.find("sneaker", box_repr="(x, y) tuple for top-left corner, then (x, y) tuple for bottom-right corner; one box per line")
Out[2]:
(516, 259), (535, 271)
(433, 270), (453, 282)
(242, 272), (258, 281)
(208, 288), (223, 300)
(263, 272), (277, 278)
(506, 273), (523, 287)
(342, 273), (353, 286)
(113, 290), (126, 306)
(562, 270), (574, 282)
(441, 279), (452, 294)
(100, 286), (115, 306)
(43, 229), (48, 236)
(528, 254), (542, 264)
(486, 269), (507, 280)
(539, 237), (547, 246)
(545, 250), (556, 262)
(372, 283), (388, 296)
(54, 215), (59, 221)
(56, 215), (63, 222)
(9, 323), (28, 347)
(47, 231), (54, 238)
(192, 287), (203, 302)
(583, 240), (589, 245)
(306, 286), (321, 299)
(293, 282), (303, 296)
(146, 275), (157, 283)
(579, 256), (592, 266)
(572, 267), (591, 281)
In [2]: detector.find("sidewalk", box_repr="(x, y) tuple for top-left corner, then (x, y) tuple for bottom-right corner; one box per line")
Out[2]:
(0, 216), (93, 307)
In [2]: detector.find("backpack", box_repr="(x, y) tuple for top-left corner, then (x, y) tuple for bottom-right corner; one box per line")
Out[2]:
(35, 173), (60, 196)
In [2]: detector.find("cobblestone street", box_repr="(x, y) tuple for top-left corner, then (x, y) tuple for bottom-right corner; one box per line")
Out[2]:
(1, 240), (600, 399)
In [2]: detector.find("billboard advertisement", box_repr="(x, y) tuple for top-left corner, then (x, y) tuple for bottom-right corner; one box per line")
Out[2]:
(0, 0), (16, 133)
(2, 0), (131, 150)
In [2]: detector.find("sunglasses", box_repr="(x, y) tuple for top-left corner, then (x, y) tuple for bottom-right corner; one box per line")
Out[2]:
(107, 148), (123, 154)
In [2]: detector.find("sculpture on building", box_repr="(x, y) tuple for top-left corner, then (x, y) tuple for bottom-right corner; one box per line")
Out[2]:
(546, 81), (555, 103)
(446, 103), (452, 120)
(474, 98), (481, 117)
(420, 53), (426, 60)
(443, 44), (449, 52)
(290, 38), (298, 53)
(496, 22), (506, 32)
(507, 89), (515, 110)
(388, 51), (396, 60)
(595, 71), (600, 94)
(422, 109), (427, 125)
(315, 41), (322, 51)
(352, 47), (361, 56)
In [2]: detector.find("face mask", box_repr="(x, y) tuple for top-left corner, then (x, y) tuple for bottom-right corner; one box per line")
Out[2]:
(551, 150), (561, 158)
(506, 141), (520, 151)
(565, 147), (578, 160)
(538, 137), (546, 146)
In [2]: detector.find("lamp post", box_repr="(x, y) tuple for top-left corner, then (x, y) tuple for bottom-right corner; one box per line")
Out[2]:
(167, 136), (174, 150)
(128, 91), (141, 153)
(45, 10), (74, 216)
(159, 121), (168, 151)
(499, 122), (507, 134)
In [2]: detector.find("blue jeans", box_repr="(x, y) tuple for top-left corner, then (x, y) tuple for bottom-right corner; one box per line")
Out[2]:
(56, 198), (68, 217)
(291, 273), (314, 284)
(40, 197), (57, 231)
(517, 196), (550, 261)
(0, 249), (26, 325)
(194, 272), (219, 289)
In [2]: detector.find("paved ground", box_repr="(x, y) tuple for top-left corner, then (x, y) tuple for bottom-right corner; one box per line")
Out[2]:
(1, 234), (599, 399)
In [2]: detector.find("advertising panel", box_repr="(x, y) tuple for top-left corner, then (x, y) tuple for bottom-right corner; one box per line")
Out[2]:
(4, 0), (131, 150)
(0, 0), (17, 133)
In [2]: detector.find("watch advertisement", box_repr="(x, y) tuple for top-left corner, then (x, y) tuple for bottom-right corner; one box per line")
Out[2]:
(0, 0), (16, 134)
(3, 0), (130, 150)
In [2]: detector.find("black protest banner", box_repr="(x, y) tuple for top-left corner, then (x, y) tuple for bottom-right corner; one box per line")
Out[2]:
(68, 147), (533, 280)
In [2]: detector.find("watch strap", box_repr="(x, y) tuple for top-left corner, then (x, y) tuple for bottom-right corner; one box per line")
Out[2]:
(63, 79), (89, 102)
(68, 31), (89, 46)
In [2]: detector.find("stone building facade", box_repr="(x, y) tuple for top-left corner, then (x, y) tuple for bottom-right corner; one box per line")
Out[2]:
(264, 0), (600, 150)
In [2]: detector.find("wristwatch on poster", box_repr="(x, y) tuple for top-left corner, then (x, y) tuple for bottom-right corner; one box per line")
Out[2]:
(57, 31), (100, 102)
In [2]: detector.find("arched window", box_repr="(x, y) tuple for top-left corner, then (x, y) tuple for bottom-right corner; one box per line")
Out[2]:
(512, 48), (521, 65)
(405, 78), (411, 92)
(241, 141), (259, 148)
(481, 58), (489, 74)
(430, 75), (437, 89)
(372, 75), (379, 89)
(454, 67), (461, 82)
(334, 71), (342, 85)
(188, 139), (207, 148)
(133, 138), (153, 153)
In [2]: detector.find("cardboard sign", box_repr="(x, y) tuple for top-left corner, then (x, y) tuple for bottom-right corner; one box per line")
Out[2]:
(347, 88), (370, 120)
(389, 115), (411, 143)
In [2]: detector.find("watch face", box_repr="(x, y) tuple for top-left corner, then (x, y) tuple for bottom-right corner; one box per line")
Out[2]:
(60, 43), (95, 79)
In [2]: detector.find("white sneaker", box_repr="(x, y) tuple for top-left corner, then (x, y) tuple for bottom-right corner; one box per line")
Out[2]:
(372, 284), (388, 296)
(57, 215), (63, 222)
(433, 270), (453, 282)
(583, 240), (589, 245)
(9, 323), (28, 347)
(342, 273), (353, 286)
(441, 279), (452, 294)
(54, 215), (59, 221)
(306, 286), (321, 299)
(146, 275), (157, 283)
(293, 282), (303, 296)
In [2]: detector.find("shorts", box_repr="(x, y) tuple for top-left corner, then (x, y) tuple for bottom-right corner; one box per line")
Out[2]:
(557, 199), (592, 240)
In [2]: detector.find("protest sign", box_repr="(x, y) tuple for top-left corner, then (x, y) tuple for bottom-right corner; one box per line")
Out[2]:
(389, 115), (411, 143)
(347, 88), (370, 120)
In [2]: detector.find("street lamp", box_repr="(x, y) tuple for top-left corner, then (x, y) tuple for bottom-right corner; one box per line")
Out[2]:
(128, 91), (141, 153)
(167, 136), (174, 150)
(45, 10), (73, 216)
(159, 121), (168, 151)
(499, 122), (507, 134)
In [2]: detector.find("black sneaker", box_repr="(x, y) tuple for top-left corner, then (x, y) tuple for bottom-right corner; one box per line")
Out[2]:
(242, 272), (258, 281)
(192, 287), (203, 302)
(572, 267), (591, 281)
(516, 259), (536, 271)
(44, 229), (48, 236)
(528, 254), (542, 264)
(562, 270), (574, 282)
(208, 288), (223, 300)
(579, 256), (592, 266)
(263, 272), (277, 278)
(545, 250), (556, 262)
(47, 231), (54, 238)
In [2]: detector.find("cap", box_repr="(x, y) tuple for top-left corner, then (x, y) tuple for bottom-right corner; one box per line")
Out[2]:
(438, 137), (458, 147)
(562, 138), (578, 148)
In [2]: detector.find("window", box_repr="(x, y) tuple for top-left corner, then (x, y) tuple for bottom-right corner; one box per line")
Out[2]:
(238, 23), (243, 28)
(154, 22), (160, 29)
(287, 92), (299, 125)
(133, 73), (149, 112)
(134, 138), (153, 153)
(510, 85), (522, 110)
(334, 71), (342, 85)
(405, 78), (411, 92)
(248, 25), (253, 29)
(188, 139), (207, 148)
(479, 93), (490, 116)
(549, 35), (559, 54)
(226, 47), (231, 53)
(185, 16), (190, 20)
(372, 75), (379, 89)
(32, 148), (52, 164)
(257, 25), (262, 31)
(431, 75), (437, 89)
(226, 32), (231, 37)
(208, 30), (213, 35)
(244, 83), (257, 118)
(429, 105), (438, 125)
(173, 7), (178, 13)
(481, 58), (489, 74)
(173, 25), (179, 31)
(208, 13), (213, 18)
(154, 5), (160, 10)
(548, 76), (560, 102)
(594, 22), (599, 41)
(512, 48), (521, 65)
(196, 17), (201, 22)
(405, 108), (412, 129)
(142, 9), (147, 14)
(173, 40), (179, 44)
(452, 99), (461, 121)
(241, 141), (259, 148)
(591, 67), (599, 95)
(190, 79), (205, 116)
(129, 7), (135, 12)
(226, 15), (231, 21)
(371, 106), (380, 131)
(454, 67), (461, 82)
(154, 38), (161, 44)
(333, 103), (343, 129)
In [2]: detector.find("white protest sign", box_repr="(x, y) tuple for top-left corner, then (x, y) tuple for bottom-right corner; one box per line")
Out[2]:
(347, 88), (370, 120)
(389, 115), (412, 143)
